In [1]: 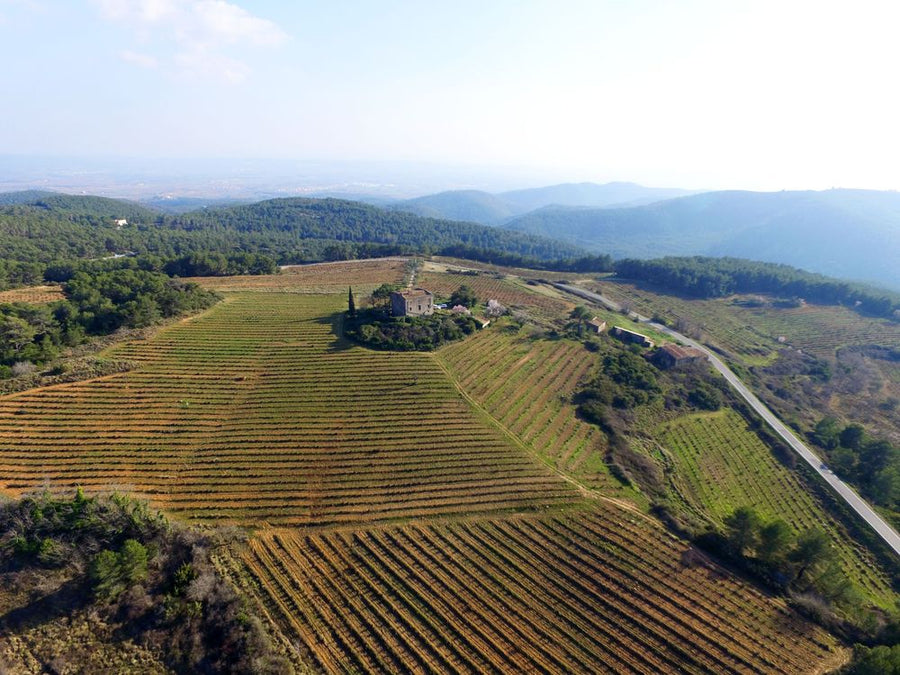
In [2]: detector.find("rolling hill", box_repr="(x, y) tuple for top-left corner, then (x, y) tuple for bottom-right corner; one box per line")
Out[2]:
(0, 191), (584, 265)
(391, 182), (694, 224)
(504, 189), (900, 290)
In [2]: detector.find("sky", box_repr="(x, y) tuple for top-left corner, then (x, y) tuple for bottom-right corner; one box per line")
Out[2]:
(2, 0), (900, 192)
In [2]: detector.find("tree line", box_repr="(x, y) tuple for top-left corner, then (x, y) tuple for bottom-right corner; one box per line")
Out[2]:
(614, 257), (900, 320)
(812, 418), (899, 510)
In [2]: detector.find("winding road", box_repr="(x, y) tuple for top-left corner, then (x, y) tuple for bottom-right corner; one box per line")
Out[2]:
(554, 282), (900, 558)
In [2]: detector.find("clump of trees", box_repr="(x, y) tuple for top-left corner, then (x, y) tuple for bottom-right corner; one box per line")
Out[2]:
(449, 284), (478, 308)
(696, 506), (855, 613)
(345, 284), (482, 351)
(812, 418), (899, 509)
(578, 350), (661, 414)
(846, 644), (900, 674)
(344, 309), (480, 351)
(0, 491), (288, 673)
(0, 269), (220, 377)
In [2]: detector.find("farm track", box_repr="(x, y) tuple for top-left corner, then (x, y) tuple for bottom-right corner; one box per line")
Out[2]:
(243, 506), (844, 674)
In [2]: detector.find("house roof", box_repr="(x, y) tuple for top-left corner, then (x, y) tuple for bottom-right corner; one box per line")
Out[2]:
(588, 317), (606, 327)
(393, 288), (432, 299)
(659, 343), (705, 360)
(613, 326), (650, 339)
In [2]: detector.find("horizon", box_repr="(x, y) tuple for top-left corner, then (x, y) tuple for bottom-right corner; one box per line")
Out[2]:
(4, 2), (900, 193)
(3, 154), (900, 202)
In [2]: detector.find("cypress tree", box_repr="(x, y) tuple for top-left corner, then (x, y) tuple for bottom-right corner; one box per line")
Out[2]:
(348, 286), (356, 317)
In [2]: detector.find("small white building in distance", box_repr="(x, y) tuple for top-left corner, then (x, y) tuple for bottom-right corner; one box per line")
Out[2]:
(114, 219), (128, 228)
(391, 288), (434, 317)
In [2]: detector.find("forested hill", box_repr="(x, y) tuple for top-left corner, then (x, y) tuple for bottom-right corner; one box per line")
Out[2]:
(390, 182), (694, 225)
(0, 192), (583, 267)
(0, 190), (156, 219)
(615, 257), (900, 318)
(504, 189), (900, 290)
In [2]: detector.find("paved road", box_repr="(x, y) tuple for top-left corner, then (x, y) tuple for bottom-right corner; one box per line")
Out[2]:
(554, 282), (900, 558)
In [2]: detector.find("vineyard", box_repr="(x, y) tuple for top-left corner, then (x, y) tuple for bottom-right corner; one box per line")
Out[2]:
(656, 409), (895, 606)
(244, 507), (844, 674)
(0, 292), (580, 527)
(187, 257), (408, 294)
(0, 284), (64, 305)
(738, 303), (900, 358)
(437, 326), (629, 497)
(0, 260), (886, 672)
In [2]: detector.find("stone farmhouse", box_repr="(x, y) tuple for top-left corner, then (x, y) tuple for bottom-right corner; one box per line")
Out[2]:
(391, 288), (434, 317)
(651, 343), (707, 369)
(611, 326), (654, 348)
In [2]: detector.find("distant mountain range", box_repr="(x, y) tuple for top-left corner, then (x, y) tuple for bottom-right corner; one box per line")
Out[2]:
(389, 182), (694, 224)
(503, 189), (900, 290)
(2, 182), (898, 291)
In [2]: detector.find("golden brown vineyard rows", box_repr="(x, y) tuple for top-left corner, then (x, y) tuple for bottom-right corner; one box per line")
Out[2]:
(0, 292), (579, 526)
(0, 284), (64, 304)
(0, 265), (864, 672)
(187, 258), (407, 293)
(438, 327), (626, 495)
(244, 506), (844, 675)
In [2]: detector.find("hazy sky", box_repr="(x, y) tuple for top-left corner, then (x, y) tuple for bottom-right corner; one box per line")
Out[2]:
(3, 0), (900, 191)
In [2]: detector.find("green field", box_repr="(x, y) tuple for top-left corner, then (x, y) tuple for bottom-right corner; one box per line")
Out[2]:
(656, 409), (895, 606)
(591, 279), (900, 364)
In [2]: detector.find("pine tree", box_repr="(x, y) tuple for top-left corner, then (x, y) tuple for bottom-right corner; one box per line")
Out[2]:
(348, 286), (356, 317)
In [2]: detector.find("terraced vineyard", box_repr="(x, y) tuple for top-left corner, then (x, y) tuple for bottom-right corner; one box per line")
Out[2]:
(438, 326), (628, 496)
(245, 507), (845, 674)
(0, 292), (579, 526)
(656, 409), (895, 606)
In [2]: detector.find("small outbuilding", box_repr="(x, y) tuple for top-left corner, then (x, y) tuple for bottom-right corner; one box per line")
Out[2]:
(651, 343), (707, 369)
(587, 317), (607, 334)
(391, 288), (434, 317)
(611, 326), (654, 348)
